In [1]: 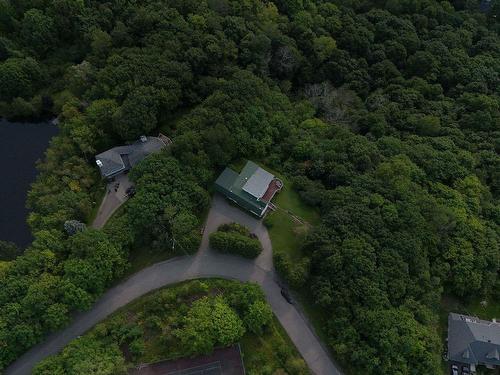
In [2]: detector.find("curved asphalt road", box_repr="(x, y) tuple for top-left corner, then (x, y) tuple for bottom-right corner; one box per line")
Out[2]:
(6, 195), (342, 375)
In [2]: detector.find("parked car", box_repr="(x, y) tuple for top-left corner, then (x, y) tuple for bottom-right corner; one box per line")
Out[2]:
(281, 288), (293, 304)
(126, 186), (136, 197)
(451, 364), (459, 375)
(461, 366), (470, 374)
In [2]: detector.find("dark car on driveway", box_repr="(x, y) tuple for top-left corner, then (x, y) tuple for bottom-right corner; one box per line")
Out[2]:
(126, 186), (136, 197)
(461, 366), (470, 374)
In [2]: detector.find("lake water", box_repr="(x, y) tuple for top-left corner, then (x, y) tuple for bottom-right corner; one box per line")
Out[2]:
(0, 119), (58, 248)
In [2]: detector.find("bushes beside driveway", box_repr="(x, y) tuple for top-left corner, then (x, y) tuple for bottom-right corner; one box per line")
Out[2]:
(209, 223), (262, 259)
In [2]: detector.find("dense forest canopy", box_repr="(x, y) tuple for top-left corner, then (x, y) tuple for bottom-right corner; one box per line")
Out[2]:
(0, 0), (499, 374)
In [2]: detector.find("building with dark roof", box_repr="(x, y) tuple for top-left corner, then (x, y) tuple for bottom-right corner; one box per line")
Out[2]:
(448, 312), (500, 371)
(214, 161), (283, 217)
(95, 135), (167, 179)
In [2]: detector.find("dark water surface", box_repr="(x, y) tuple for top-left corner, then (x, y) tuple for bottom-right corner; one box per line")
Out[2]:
(0, 119), (58, 248)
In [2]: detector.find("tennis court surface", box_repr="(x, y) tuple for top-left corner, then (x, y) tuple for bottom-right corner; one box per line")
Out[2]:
(129, 345), (245, 375)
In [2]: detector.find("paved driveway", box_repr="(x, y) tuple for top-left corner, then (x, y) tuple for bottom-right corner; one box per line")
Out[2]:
(91, 174), (133, 229)
(6, 194), (342, 375)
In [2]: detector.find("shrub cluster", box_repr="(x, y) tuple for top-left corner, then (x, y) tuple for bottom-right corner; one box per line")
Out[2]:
(34, 280), (278, 375)
(218, 223), (251, 236)
(273, 252), (310, 289)
(209, 224), (262, 259)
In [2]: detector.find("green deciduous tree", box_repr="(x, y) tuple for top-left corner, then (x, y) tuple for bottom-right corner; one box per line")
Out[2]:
(244, 300), (273, 335)
(112, 86), (160, 140)
(0, 1), (499, 373)
(20, 9), (56, 56)
(0, 241), (21, 261)
(63, 230), (126, 296)
(33, 336), (125, 375)
(128, 152), (209, 252)
(0, 58), (43, 101)
(176, 296), (245, 355)
(313, 36), (336, 63)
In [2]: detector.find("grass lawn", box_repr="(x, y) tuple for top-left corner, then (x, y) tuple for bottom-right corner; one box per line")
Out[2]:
(273, 179), (320, 225)
(263, 166), (320, 260)
(266, 209), (306, 260)
(462, 298), (500, 320)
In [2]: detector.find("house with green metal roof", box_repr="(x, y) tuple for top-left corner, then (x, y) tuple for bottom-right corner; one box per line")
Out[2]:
(214, 161), (283, 217)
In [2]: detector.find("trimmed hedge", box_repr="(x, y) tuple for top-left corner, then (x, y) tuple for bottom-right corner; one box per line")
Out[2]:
(218, 223), (251, 236)
(209, 228), (262, 259)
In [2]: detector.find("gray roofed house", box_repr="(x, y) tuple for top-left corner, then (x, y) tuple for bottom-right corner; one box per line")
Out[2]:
(95, 135), (168, 179)
(448, 312), (500, 371)
(242, 167), (275, 199)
